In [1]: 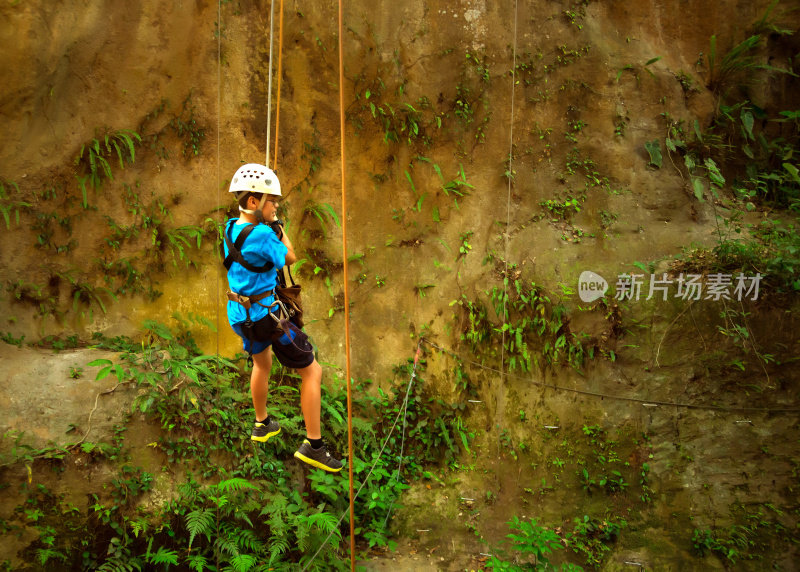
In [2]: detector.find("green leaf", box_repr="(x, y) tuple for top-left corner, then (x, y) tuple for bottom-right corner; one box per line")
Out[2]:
(143, 320), (173, 340)
(741, 110), (755, 140)
(187, 554), (210, 572)
(415, 193), (426, 212)
(783, 163), (800, 184)
(230, 554), (256, 572)
(692, 177), (706, 202)
(77, 176), (89, 208)
(96, 365), (113, 381)
(148, 546), (179, 566)
(694, 119), (703, 143)
(644, 140), (662, 168)
(404, 170), (415, 193)
(704, 158), (725, 189)
(216, 477), (259, 493)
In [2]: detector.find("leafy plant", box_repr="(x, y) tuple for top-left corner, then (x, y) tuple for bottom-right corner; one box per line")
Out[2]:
(302, 200), (341, 238)
(170, 91), (206, 158)
(74, 129), (141, 207)
(0, 179), (29, 229)
(486, 516), (581, 571)
(645, 139), (663, 168)
(707, 33), (795, 95)
(569, 515), (626, 567)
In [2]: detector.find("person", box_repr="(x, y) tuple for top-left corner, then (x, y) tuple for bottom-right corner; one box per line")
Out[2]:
(222, 163), (343, 473)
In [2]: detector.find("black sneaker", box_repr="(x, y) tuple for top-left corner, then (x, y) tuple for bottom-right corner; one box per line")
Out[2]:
(251, 418), (281, 442)
(294, 439), (344, 472)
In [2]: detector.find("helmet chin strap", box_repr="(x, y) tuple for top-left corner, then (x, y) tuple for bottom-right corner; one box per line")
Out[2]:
(238, 193), (270, 223)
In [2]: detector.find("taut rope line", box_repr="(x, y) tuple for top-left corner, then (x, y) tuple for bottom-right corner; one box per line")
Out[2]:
(337, 0), (357, 569)
(265, 0), (276, 167)
(301, 342), (422, 571)
(420, 338), (800, 413)
(497, 0), (520, 452)
(215, 0), (222, 383)
(273, 0), (285, 171)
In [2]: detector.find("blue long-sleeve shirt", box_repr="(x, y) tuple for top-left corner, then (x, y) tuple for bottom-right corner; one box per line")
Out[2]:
(223, 219), (287, 326)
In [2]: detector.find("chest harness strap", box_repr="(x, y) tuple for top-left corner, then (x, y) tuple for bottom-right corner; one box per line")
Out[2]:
(223, 220), (274, 274)
(222, 221), (291, 349)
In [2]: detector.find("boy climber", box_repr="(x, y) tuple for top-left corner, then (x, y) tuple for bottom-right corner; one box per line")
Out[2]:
(223, 163), (343, 473)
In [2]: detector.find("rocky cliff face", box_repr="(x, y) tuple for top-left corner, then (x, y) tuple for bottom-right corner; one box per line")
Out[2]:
(1, 1), (798, 569)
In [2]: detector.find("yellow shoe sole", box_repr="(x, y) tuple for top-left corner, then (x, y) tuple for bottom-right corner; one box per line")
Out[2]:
(251, 426), (281, 443)
(294, 451), (344, 472)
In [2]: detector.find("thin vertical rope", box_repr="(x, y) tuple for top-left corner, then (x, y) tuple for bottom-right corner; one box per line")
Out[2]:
(499, 0), (519, 449)
(214, 6), (222, 570)
(265, 0), (276, 167)
(273, 0), (285, 172)
(502, 3), (518, 339)
(337, 1), (356, 569)
(382, 340), (422, 529)
(216, 0), (222, 370)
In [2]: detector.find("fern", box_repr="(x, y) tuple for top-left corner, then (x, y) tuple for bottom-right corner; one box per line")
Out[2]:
(321, 397), (346, 425)
(36, 547), (66, 565)
(186, 508), (215, 547)
(147, 546), (179, 566)
(214, 528), (241, 557)
(73, 129), (141, 207)
(215, 477), (259, 494)
(293, 513), (312, 553)
(235, 528), (264, 554)
(229, 553), (257, 572)
(97, 556), (140, 572)
(186, 554), (210, 572)
(302, 200), (341, 237)
(308, 511), (341, 537)
(260, 491), (288, 519)
(268, 536), (290, 565)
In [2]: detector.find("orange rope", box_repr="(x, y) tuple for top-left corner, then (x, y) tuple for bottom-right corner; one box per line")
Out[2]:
(272, 0), (284, 171)
(337, 0), (356, 569)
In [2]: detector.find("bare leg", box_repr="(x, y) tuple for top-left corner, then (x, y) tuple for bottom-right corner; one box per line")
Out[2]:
(298, 359), (322, 439)
(251, 347), (273, 421)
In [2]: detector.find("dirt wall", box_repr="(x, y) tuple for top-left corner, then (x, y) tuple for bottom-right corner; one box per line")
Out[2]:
(1, 1), (799, 569)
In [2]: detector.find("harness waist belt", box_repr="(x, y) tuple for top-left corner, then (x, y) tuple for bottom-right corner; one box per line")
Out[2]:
(227, 289), (275, 310)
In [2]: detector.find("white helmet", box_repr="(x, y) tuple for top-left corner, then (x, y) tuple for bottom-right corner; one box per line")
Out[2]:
(229, 163), (281, 220)
(229, 163), (282, 196)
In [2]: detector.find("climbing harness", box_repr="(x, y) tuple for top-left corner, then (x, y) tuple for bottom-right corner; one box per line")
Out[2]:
(221, 218), (307, 365)
(275, 265), (304, 328)
(222, 220), (275, 274)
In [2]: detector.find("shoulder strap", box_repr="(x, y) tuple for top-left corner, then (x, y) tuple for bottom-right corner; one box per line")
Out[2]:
(277, 264), (297, 288)
(222, 220), (274, 273)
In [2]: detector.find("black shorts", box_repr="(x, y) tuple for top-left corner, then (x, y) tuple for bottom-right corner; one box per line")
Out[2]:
(233, 315), (315, 369)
